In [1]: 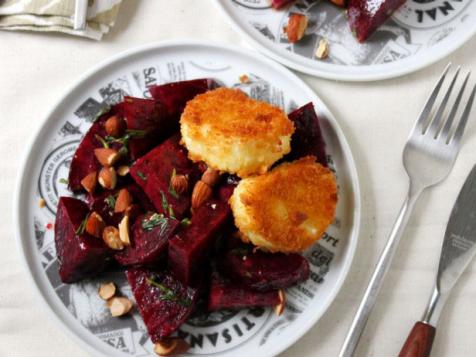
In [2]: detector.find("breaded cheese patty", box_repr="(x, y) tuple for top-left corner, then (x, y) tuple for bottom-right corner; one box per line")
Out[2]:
(229, 156), (337, 253)
(180, 88), (294, 177)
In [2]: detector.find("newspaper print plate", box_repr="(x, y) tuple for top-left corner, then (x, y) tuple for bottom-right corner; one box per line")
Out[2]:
(15, 40), (360, 357)
(215, 0), (476, 81)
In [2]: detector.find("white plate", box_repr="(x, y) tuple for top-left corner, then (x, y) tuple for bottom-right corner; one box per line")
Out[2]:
(215, 0), (476, 81)
(14, 40), (361, 357)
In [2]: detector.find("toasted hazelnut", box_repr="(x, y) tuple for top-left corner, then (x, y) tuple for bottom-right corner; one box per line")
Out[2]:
(108, 296), (133, 317)
(115, 188), (133, 213)
(286, 13), (308, 43)
(201, 168), (220, 187)
(191, 181), (212, 209)
(94, 148), (121, 167)
(117, 165), (130, 176)
(102, 226), (124, 250)
(171, 174), (188, 195)
(239, 74), (249, 84)
(85, 212), (105, 238)
(118, 215), (131, 246)
(80, 171), (97, 193)
(104, 115), (126, 137)
(274, 289), (286, 316)
(98, 282), (116, 300)
(154, 338), (190, 356)
(315, 39), (329, 59)
(98, 167), (117, 190)
(38, 198), (46, 208)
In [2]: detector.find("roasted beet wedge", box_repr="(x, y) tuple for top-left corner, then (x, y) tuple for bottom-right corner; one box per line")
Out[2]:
(130, 136), (201, 220)
(285, 102), (327, 166)
(115, 213), (179, 266)
(348, 0), (406, 42)
(208, 273), (280, 311)
(220, 238), (310, 292)
(68, 104), (123, 191)
(149, 79), (218, 122)
(55, 197), (111, 283)
(126, 268), (197, 342)
(271, 0), (295, 9)
(168, 200), (231, 286)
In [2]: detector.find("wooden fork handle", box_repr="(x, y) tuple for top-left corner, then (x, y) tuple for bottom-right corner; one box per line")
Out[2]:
(399, 321), (436, 357)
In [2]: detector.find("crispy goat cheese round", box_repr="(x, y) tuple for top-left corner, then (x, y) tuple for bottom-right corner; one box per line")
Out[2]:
(180, 88), (294, 177)
(229, 156), (337, 253)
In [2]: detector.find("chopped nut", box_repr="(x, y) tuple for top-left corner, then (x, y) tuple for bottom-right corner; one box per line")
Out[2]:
(274, 289), (286, 316)
(102, 226), (124, 250)
(117, 165), (130, 176)
(239, 74), (249, 84)
(104, 115), (126, 138)
(94, 148), (121, 167)
(98, 167), (117, 190)
(80, 171), (97, 193)
(115, 188), (133, 213)
(286, 13), (308, 43)
(191, 180), (212, 209)
(315, 39), (329, 59)
(85, 212), (105, 238)
(38, 198), (46, 208)
(98, 282), (116, 300)
(108, 296), (133, 317)
(118, 215), (131, 246)
(201, 168), (220, 187)
(154, 338), (190, 356)
(170, 174), (188, 195)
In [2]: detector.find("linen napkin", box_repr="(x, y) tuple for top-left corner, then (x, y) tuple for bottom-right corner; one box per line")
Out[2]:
(0, 0), (122, 40)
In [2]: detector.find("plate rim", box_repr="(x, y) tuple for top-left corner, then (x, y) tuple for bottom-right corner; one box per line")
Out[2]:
(13, 39), (362, 357)
(213, 0), (476, 81)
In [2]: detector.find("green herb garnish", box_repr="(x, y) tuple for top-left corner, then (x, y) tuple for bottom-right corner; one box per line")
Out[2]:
(75, 213), (89, 235)
(93, 105), (111, 122)
(146, 277), (192, 307)
(168, 169), (179, 199)
(142, 213), (169, 234)
(125, 129), (147, 138)
(136, 171), (147, 181)
(95, 134), (109, 148)
(104, 195), (116, 210)
(160, 190), (169, 212)
(168, 205), (175, 219)
(59, 178), (69, 185)
(180, 217), (191, 227)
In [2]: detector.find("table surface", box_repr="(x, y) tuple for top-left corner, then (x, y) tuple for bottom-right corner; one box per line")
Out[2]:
(2, 1), (476, 356)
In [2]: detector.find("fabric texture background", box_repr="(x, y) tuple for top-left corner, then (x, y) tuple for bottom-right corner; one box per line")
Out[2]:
(1, 1), (476, 356)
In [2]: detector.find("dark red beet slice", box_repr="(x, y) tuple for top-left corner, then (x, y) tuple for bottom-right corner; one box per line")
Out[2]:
(126, 268), (197, 342)
(220, 238), (310, 292)
(208, 273), (280, 311)
(168, 199), (231, 286)
(149, 79), (219, 122)
(271, 0), (296, 9)
(348, 0), (406, 42)
(68, 104), (123, 191)
(285, 102), (327, 166)
(55, 197), (111, 283)
(115, 213), (179, 266)
(130, 136), (201, 220)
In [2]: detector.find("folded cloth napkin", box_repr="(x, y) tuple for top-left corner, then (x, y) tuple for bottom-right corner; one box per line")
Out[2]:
(0, 0), (122, 40)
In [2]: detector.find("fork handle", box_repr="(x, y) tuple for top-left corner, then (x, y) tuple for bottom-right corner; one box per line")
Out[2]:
(399, 322), (436, 357)
(339, 187), (423, 357)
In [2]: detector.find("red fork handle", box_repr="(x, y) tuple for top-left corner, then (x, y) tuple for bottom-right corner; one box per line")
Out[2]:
(399, 321), (436, 357)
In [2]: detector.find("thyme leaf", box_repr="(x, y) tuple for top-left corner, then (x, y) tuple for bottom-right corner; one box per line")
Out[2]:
(59, 178), (69, 185)
(142, 213), (169, 235)
(168, 169), (179, 199)
(180, 217), (191, 227)
(104, 195), (116, 210)
(146, 277), (192, 307)
(136, 171), (147, 181)
(95, 134), (109, 148)
(93, 105), (111, 122)
(75, 213), (89, 235)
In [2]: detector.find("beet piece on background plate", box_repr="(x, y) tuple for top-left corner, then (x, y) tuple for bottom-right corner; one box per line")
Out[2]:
(130, 136), (201, 220)
(219, 237), (310, 291)
(68, 103), (124, 191)
(271, 0), (296, 9)
(115, 213), (179, 266)
(348, 0), (406, 42)
(285, 102), (327, 166)
(149, 78), (219, 123)
(208, 272), (280, 311)
(55, 197), (112, 283)
(168, 199), (231, 286)
(126, 268), (197, 342)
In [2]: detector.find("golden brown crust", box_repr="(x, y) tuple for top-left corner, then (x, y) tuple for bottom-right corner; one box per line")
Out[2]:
(230, 156), (337, 253)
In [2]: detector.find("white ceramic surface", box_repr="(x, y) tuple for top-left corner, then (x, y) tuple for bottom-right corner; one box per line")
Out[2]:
(14, 40), (361, 356)
(215, 0), (476, 81)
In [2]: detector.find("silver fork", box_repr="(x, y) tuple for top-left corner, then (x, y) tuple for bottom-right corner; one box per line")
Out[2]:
(339, 64), (476, 357)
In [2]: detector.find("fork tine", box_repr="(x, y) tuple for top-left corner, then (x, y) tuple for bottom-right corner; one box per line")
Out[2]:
(451, 81), (476, 146)
(440, 72), (471, 142)
(427, 67), (460, 137)
(413, 63), (452, 134)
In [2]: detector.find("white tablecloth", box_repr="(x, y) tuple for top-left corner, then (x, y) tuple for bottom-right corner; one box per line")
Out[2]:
(1, 1), (476, 356)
